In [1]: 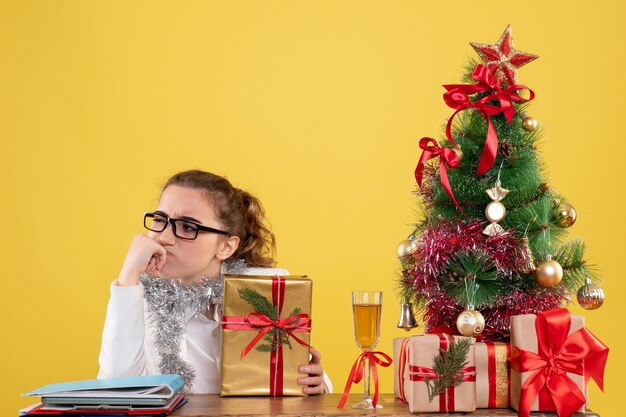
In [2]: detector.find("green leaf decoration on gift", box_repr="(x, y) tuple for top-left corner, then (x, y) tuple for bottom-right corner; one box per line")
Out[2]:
(237, 287), (303, 353)
(256, 335), (276, 352)
(238, 288), (279, 320)
(425, 337), (472, 402)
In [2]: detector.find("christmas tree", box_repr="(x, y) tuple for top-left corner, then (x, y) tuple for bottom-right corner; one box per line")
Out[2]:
(398, 26), (605, 341)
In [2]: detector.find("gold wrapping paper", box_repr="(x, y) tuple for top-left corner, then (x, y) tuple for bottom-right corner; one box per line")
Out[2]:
(393, 337), (410, 399)
(510, 313), (585, 413)
(220, 275), (312, 396)
(474, 341), (510, 408)
(406, 334), (476, 413)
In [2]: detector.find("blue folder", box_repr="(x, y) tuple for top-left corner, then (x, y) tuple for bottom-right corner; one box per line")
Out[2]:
(22, 375), (184, 406)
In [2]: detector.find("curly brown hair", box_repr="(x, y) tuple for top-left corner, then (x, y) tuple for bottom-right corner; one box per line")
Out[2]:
(164, 170), (276, 267)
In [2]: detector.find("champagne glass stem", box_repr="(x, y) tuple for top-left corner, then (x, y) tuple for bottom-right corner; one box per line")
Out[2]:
(363, 354), (371, 402)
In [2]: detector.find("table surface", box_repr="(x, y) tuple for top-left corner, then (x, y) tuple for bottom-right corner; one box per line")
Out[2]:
(173, 394), (599, 417)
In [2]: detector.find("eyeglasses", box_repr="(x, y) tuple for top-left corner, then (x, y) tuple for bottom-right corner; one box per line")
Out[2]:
(143, 211), (229, 240)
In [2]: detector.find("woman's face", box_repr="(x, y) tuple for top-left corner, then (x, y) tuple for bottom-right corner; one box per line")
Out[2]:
(148, 185), (238, 282)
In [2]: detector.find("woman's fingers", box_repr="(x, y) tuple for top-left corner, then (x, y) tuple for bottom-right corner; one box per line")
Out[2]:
(154, 247), (167, 273)
(299, 364), (323, 376)
(302, 380), (325, 395)
(297, 348), (326, 394)
(309, 348), (322, 365)
(145, 256), (157, 273)
(148, 247), (167, 274)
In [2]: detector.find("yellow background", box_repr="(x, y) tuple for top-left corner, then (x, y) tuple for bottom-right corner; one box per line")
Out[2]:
(1, 1), (624, 415)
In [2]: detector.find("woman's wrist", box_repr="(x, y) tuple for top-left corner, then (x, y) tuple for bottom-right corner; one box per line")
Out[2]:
(117, 269), (140, 286)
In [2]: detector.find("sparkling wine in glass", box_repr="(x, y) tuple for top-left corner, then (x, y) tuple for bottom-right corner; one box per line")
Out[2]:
(351, 291), (383, 409)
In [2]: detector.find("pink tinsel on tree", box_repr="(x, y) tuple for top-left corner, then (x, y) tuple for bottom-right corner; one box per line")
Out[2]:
(402, 219), (567, 341)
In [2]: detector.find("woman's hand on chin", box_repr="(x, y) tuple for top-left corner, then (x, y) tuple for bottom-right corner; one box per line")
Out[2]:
(117, 234), (167, 286)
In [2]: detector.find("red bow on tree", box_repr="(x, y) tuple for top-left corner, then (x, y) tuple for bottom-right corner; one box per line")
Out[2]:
(414, 137), (465, 215)
(510, 308), (609, 417)
(443, 64), (535, 176)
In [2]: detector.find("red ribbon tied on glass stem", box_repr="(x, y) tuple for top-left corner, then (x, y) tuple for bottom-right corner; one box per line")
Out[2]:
(337, 351), (393, 409)
(510, 308), (609, 417)
(443, 64), (535, 176)
(414, 137), (465, 215)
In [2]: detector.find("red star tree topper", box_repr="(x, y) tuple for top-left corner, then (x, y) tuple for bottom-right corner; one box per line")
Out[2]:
(470, 25), (538, 86)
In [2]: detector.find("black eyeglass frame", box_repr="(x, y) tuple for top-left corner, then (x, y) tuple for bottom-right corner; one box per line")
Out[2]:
(143, 211), (230, 240)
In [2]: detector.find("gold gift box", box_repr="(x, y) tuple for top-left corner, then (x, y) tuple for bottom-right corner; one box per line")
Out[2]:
(220, 275), (312, 397)
(475, 341), (510, 408)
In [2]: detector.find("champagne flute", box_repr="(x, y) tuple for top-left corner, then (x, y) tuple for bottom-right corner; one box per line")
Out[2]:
(351, 291), (383, 409)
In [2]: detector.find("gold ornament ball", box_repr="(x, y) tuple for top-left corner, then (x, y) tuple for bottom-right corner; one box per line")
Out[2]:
(577, 280), (605, 310)
(485, 201), (507, 223)
(522, 117), (539, 131)
(453, 148), (463, 161)
(555, 202), (577, 228)
(397, 239), (417, 259)
(456, 309), (485, 337)
(535, 259), (563, 287)
(397, 239), (417, 270)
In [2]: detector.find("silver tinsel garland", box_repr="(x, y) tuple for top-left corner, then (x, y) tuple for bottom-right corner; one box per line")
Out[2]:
(140, 259), (246, 392)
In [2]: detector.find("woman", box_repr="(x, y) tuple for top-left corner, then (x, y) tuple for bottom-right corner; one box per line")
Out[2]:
(98, 170), (330, 394)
